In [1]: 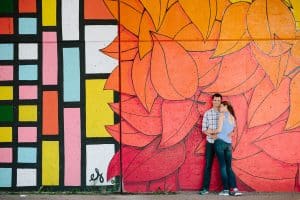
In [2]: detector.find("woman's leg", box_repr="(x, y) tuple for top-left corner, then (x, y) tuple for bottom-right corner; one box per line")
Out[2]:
(214, 140), (229, 190)
(224, 144), (237, 188)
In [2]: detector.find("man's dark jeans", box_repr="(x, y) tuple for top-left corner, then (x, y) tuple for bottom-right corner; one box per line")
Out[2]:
(202, 142), (215, 190)
(214, 139), (237, 190)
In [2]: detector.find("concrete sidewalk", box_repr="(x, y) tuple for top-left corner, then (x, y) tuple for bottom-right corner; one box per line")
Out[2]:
(1, 192), (300, 200)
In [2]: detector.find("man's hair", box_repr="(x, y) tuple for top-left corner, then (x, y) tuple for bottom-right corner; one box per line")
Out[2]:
(212, 93), (222, 100)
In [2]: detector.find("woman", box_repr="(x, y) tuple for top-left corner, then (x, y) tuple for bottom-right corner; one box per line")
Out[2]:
(209, 101), (242, 196)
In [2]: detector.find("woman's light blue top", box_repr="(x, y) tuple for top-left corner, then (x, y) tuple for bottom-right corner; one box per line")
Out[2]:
(217, 112), (235, 143)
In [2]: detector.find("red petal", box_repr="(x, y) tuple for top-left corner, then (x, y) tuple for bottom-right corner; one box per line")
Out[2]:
(204, 46), (259, 93)
(160, 99), (200, 148)
(197, 93), (213, 116)
(255, 131), (300, 164)
(178, 129), (204, 190)
(124, 138), (185, 183)
(110, 97), (162, 135)
(150, 33), (198, 100)
(249, 77), (290, 128)
(165, 172), (178, 192)
(124, 182), (148, 192)
(107, 146), (141, 181)
(105, 121), (157, 147)
(104, 61), (136, 95)
(233, 152), (297, 191)
(132, 53), (158, 112)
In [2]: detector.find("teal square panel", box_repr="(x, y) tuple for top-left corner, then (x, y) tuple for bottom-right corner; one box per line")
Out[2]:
(0, 44), (13, 60)
(18, 147), (37, 163)
(19, 65), (37, 80)
(0, 168), (12, 187)
(19, 18), (37, 35)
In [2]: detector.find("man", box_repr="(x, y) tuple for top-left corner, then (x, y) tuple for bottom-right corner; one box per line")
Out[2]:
(199, 93), (222, 195)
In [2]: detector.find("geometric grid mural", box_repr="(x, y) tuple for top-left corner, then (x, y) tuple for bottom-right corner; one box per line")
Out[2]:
(0, 0), (119, 190)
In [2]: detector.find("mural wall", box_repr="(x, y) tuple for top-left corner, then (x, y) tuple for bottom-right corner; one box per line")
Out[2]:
(0, 0), (300, 192)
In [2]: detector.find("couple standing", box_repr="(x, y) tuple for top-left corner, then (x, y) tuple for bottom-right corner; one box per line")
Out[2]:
(199, 93), (242, 196)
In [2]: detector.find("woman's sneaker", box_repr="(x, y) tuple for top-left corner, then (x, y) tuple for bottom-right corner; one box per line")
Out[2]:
(218, 190), (229, 196)
(229, 188), (242, 196)
(199, 188), (209, 195)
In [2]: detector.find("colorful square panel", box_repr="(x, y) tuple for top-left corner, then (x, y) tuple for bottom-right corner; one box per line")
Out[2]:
(0, 105), (13, 122)
(0, 44), (13, 60)
(18, 127), (37, 143)
(18, 43), (38, 60)
(0, 17), (14, 34)
(0, 127), (12, 142)
(19, 0), (36, 13)
(17, 168), (37, 186)
(86, 144), (115, 186)
(19, 18), (37, 35)
(0, 0), (14, 14)
(17, 147), (37, 163)
(0, 148), (12, 163)
(19, 65), (38, 80)
(0, 66), (13, 81)
(19, 105), (37, 122)
(0, 168), (12, 187)
(0, 86), (13, 100)
(19, 85), (37, 99)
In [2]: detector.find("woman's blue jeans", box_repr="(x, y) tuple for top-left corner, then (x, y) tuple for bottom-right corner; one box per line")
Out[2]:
(214, 139), (237, 190)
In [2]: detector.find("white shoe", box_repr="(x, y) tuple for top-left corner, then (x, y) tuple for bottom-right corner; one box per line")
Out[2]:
(219, 190), (229, 196)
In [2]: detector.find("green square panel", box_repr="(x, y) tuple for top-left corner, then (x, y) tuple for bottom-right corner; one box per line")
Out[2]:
(0, 0), (14, 14)
(0, 105), (13, 122)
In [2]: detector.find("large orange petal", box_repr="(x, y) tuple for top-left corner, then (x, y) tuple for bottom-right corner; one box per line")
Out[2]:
(174, 21), (221, 51)
(216, 0), (231, 21)
(104, 61), (136, 95)
(132, 53), (158, 112)
(247, 0), (295, 55)
(179, 0), (217, 39)
(286, 73), (300, 129)
(140, 0), (168, 30)
(248, 77), (290, 128)
(158, 2), (191, 38)
(105, 120), (156, 147)
(251, 43), (289, 88)
(139, 11), (155, 58)
(213, 2), (250, 57)
(150, 33), (198, 100)
(204, 46), (258, 93)
(101, 27), (138, 60)
(104, 0), (144, 35)
(168, 0), (177, 8)
(189, 51), (222, 87)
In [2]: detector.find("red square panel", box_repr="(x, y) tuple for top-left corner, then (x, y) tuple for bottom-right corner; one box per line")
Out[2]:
(84, 0), (114, 19)
(19, 0), (36, 13)
(0, 17), (14, 34)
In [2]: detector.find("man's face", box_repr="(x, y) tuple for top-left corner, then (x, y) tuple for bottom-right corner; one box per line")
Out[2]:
(212, 96), (222, 109)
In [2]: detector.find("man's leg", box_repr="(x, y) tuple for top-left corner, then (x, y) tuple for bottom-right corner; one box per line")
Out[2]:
(201, 142), (215, 191)
(214, 140), (229, 191)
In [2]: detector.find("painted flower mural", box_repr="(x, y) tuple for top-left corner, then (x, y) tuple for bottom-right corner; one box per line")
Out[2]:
(101, 0), (300, 192)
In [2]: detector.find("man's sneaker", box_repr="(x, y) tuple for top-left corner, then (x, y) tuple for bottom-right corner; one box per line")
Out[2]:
(218, 190), (229, 196)
(229, 188), (242, 196)
(199, 188), (209, 195)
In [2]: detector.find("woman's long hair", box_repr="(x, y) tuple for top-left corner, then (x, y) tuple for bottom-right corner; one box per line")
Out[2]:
(221, 101), (236, 119)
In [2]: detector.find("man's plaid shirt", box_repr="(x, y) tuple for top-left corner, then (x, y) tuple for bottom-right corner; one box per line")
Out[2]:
(202, 108), (220, 143)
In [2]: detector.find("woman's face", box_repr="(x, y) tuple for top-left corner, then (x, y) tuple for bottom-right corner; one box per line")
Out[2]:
(220, 104), (227, 112)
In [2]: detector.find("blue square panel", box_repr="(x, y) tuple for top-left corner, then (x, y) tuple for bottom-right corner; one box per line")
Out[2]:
(19, 65), (38, 80)
(19, 18), (37, 35)
(0, 168), (12, 187)
(0, 44), (13, 60)
(17, 147), (37, 163)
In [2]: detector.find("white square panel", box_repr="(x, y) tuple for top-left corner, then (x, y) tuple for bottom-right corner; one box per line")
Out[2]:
(85, 25), (118, 74)
(19, 43), (38, 60)
(86, 144), (115, 186)
(17, 168), (36, 187)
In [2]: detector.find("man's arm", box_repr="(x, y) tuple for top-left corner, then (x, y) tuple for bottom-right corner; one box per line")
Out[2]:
(202, 112), (213, 137)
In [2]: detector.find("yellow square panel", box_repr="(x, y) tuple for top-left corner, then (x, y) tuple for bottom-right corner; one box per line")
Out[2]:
(19, 105), (37, 122)
(0, 127), (12, 142)
(0, 86), (13, 100)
